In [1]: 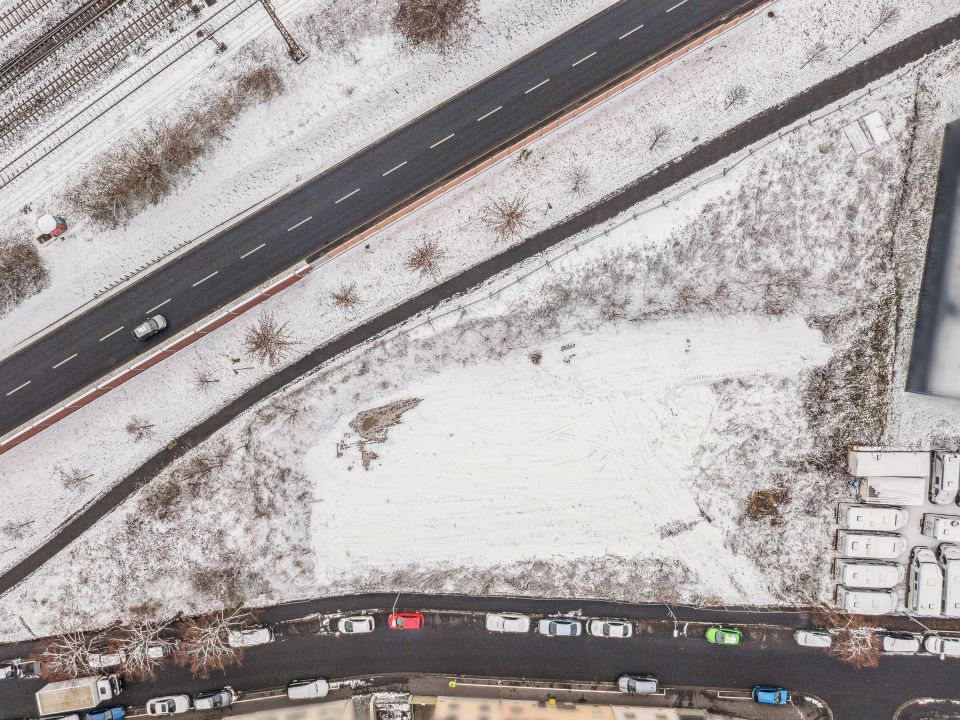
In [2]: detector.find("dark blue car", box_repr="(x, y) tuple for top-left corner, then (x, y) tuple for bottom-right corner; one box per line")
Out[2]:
(87, 707), (125, 720)
(752, 687), (790, 705)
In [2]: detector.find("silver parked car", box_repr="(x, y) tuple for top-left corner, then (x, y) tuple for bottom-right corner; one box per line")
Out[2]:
(287, 678), (330, 700)
(924, 635), (960, 657)
(485, 613), (531, 633)
(194, 687), (235, 710)
(793, 630), (832, 648)
(617, 675), (658, 695)
(880, 633), (920, 654)
(588, 619), (632, 638)
(132, 314), (168, 341)
(146, 696), (191, 716)
(537, 618), (582, 637)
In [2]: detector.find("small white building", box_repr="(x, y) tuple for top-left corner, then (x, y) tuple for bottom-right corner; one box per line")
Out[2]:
(847, 446), (931, 478)
(858, 477), (927, 506)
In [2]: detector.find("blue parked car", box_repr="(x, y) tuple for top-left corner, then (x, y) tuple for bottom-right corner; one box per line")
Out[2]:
(752, 687), (790, 705)
(87, 707), (125, 720)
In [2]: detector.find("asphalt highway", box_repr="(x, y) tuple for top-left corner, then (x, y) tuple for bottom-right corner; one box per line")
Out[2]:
(0, 0), (762, 438)
(0, 598), (955, 720)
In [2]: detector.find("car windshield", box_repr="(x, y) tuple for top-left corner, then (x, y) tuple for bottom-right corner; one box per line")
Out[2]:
(159, 701), (172, 712)
(395, 617), (405, 627)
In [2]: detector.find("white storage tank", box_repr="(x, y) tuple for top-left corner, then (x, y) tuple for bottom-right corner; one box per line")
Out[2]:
(847, 446), (931, 478)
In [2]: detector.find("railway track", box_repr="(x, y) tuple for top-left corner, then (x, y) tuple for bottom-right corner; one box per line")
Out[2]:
(0, 0), (129, 92)
(0, 0), (54, 43)
(0, 0), (188, 145)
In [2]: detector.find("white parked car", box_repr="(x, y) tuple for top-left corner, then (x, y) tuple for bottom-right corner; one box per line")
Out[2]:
(87, 651), (124, 669)
(146, 696), (191, 716)
(485, 613), (531, 633)
(338, 615), (375, 634)
(194, 687), (235, 710)
(793, 630), (832, 648)
(880, 633), (920, 654)
(617, 675), (658, 695)
(924, 635), (960, 657)
(227, 626), (274, 647)
(588, 619), (632, 638)
(287, 678), (330, 700)
(538, 618), (582, 637)
(0, 664), (15, 680)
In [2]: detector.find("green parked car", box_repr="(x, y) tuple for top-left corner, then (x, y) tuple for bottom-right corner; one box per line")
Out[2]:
(705, 626), (742, 645)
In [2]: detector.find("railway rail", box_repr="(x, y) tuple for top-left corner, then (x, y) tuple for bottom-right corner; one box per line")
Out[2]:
(0, 0), (125, 92)
(0, 0), (54, 43)
(0, 0), (188, 145)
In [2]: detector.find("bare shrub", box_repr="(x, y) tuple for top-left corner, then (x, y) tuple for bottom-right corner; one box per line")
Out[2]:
(404, 238), (448, 279)
(647, 123), (672, 151)
(125, 415), (154, 442)
(722, 84), (749, 110)
(193, 366), (220, 395)
(481, 195), (532, 241)
(42, 632), (95, 679)
(235, 64), (283, 100)
(744, 488), (789, 523)
(332, 283), (360, 309)
(800, 40), (828, 69)
(0, 241), (49, 316)
(179, 438), (233, 485)
(56, 465), (94, 492)
(0, 519), (33, 541)
(563, 163), (592, 197)
(179, 608), (251, 678)
(528, 351), (542, 365)
(243, 312), (299, 367)
(869, 3), (900, 37)
(393, 0), (479, 52)
(270, 396), (307, 428)
(816, 606), (879, 669)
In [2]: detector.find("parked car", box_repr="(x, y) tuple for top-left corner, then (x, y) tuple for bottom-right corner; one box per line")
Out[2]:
(793, 630), (832, 648)
(485, 613), (531, 633)
(538, 618), (582, 636)
(227, 626), (273, 647)
(881, 633), (920, 654)
(146, 696), (191, 716)
(752, 687), (790, 705)
(194, 687), (235, 710)
(338, 615), (375, 634)
(132, 314), (168, 341)
(0, 664), (16, 679)
(388, 612), (424, 630)
(705, 626), (742, 645)
(588, 619), (632, 638)
(924, 635), (960, 657)
(287, 679), (330, 700)
(87, 652), (124, 669)
(616, 675), (658, 695)
(87, 708), (125, 720)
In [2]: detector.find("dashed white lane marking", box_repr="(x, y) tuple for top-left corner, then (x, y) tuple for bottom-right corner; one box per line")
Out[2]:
(99, 326), (124, 342)
(619, 24), (644, 39)
(335, 188), (360, 204)
(572, 51), (597, 67)
(52, 354), (78, 370)
(429, 133), (455, 149)
(287, 216), (312, 231)
(145, 298), (171, 314)
(240, 243), (266, 259)
(666, 0), (689, 11)
(383, 161), (407, 176)
(192, 271), (218, 287)
(6, 380), (30, 396)
(477, 106), (503, 122)
(524, 78), (550, 94)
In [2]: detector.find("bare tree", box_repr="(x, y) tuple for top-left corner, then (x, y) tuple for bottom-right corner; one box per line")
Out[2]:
(481, 195), (532, 241)
(179, 608), (251, 678)
(867, 3), (900, 37)
(269, 397), (307, 428)
(115, 621), (176, 680)
(393, 0), (479, 52)
(331, 283), (361, 310)
(180, 438), (234, 483)
(192, 366), (220, 395)
(42, 632), (95, 679)
(404, 238), (448, 279)
(722, 84), (749, 111)
(0, 241), (49, 315)
(647, 123), (673, 151)
(562, 163), (592, 197)
(799, 40), (828, 69)
(125, 415), (154, 442)
(0, 519), (33, 541)
(243, 312), (299, 367)
(816, 606), (879, 669)
(56, 465), (94, 492)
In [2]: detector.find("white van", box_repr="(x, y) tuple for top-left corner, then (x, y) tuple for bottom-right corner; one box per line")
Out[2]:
(837, 503), (908, 531)
(908, 547), (944, 615)
(922, 514), (960, 541)
(833, 559), (903, 589)
(837, 531), (906, 559)
(924, 635), (960, 657)
(287, 679), (330, 700)
(938, 544), (960, 617)
(880, 633), (920, 654)
(836, 586), (898, 615)
(226, 626), (274, 647)
(931, 451), (960, 504)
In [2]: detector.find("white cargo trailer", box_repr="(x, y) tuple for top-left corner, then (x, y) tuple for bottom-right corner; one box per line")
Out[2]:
(858, 477), (927, 506)
(847, 446), (931, 478)
(36, 675), (121, 716)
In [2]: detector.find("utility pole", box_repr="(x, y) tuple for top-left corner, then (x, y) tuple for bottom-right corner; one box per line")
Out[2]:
(258, 0), (308, 64)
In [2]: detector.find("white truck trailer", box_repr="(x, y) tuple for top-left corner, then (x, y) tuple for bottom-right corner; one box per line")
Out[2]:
(847, 446), (931, 477)
(36, 675), (121, 716)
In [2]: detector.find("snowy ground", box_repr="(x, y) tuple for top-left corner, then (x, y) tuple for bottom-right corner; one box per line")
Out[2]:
(2, 26), (960, 638)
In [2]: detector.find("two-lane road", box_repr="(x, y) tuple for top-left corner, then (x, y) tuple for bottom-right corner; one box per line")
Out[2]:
(0, 0), (764, 439)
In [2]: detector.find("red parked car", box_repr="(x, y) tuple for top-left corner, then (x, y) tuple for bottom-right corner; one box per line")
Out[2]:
(388, 612), (424, 630)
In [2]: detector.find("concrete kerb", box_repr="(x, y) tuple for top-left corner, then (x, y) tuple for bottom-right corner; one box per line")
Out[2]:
(0, 1), (771, 456)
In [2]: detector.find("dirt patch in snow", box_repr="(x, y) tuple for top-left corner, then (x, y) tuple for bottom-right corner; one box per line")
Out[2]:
(343, 398), (422, 469)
